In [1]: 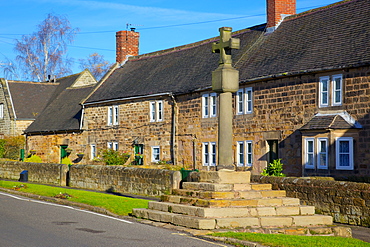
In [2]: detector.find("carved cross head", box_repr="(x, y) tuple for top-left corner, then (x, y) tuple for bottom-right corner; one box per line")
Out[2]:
(212, 27), (240, 65)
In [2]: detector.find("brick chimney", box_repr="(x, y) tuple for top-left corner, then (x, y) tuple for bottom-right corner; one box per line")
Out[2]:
(116, 29), (139, 64)
(266, 0), (296, 33)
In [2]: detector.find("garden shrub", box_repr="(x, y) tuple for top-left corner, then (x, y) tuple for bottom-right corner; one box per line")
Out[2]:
(100, 149), (130, 165)
(261, 159), (286, 177)
(24, 155), (42, 163)
(0, 135), (25, 160)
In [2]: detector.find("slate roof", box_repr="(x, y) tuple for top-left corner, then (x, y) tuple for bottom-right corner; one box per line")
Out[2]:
(25, 71), (97, 133)
(85, 0), (370, 104)
(300, 112), (362, 130)
(7, 81), (58, 119)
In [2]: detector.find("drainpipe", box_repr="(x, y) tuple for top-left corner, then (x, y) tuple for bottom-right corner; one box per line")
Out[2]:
(170, 93), (177, 166)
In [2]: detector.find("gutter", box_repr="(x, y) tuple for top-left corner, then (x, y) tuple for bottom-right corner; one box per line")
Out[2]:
(83, 92), (174, 106)
(169, 93), (177, 166)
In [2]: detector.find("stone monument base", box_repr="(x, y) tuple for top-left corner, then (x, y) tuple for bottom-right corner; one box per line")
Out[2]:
(132, 171), (351, 237)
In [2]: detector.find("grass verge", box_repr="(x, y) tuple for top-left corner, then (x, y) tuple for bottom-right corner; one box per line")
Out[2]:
(0, 180), (149, 216)
(210, 232), (370, 247)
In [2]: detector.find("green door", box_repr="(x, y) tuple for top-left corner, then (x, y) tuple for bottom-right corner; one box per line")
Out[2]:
(134, 144), (144, 165)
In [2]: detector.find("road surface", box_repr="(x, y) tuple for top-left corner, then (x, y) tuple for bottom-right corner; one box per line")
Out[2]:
(0, 192), (231, 247)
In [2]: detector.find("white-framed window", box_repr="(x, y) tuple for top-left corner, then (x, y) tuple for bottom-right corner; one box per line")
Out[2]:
(150, 100), (163, 122)
(332, 74), (343, 106)
(317, 138), (328, 169)
(151, 146), (160, 162)
(0, 103), (3, 119)
(236, 141), (253, 167)
(336, 137), (354, 170)
(107, 105), (119, 125)
(107, 142), (119, 151)
(304, 138), (315, 169)
(202, 142), (216, 166)
(236, 87), (253, 115)
(90, 144), (97, 160)
(202, 93), (217, 118)
(319, 75), (343, 108)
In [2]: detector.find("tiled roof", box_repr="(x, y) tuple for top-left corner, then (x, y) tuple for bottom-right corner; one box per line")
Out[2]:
(25, 71), (97, 133)
(85, 0), (370, 104)
(300, 112), (361, 130)
(7, 81), (58, 119)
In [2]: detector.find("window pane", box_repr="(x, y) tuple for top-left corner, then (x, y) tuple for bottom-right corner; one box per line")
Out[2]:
(238, 142), (244, 165)
(339, 154), (350, 166)
(204, 143), (209, 165)
(211, 143), (216, 165)
(339, 141), (349, 153)
(319, 153), (326, 166)
(246, 90), (252, 112)
(308, 154), (314, 166)
(204, 97), (209, 116)
(308, 140), (314, 152)
(158, 101), (163, 120)
(237, 91), (243, 113)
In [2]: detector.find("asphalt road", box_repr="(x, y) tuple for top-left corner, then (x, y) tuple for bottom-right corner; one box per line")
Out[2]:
(0, 192), (231, 247)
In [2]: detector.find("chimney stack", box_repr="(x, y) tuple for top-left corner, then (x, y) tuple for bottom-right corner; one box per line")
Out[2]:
(266, 0), (296, 33)
(116, 30), (139, 64)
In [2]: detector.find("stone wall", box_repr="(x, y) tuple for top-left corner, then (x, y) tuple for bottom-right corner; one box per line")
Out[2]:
(0, 161), (68, 186)
(0, 161), (182, 196)
(252, 175), (370, 227)
(69, 165), (181, 196)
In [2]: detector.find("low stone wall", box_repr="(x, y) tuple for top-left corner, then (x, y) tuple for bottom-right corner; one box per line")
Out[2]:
(0, 161), (68, 186)
(69, 165), (181, 196)
(252, 175), (370, 227)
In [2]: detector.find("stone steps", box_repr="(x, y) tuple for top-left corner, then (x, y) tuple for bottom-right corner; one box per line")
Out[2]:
(172, 188), (286, 199)
(182, 182), (272, 191)
(148, 201), (315, 218)
(132, 208), (333, 230)
(131, 171), (341, 233)
(161, 194), (300, 208)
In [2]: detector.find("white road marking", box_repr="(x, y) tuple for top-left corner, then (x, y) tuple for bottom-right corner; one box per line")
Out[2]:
(0, 191), (133, 224)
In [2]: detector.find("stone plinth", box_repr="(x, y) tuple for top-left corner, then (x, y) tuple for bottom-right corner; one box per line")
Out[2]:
(132, 171), (350, 236)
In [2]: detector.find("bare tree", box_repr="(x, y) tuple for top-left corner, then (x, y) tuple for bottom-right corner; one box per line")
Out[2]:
(79, 53), (112, 81)
(11, 13), (79, 82)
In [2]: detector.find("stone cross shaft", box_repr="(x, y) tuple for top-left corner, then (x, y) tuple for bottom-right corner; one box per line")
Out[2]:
(211, 27), (240, 171)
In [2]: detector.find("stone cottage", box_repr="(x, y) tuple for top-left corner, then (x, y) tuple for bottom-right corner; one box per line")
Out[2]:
(24, 70), (97, 163)
(0, 79), (58, 137)
(28, 0), (370, 178)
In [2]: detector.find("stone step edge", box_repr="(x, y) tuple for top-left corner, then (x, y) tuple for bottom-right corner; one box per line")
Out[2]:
(182, 182), (273, 192)
(132, 208), (333, 230)
(173, 188), (287, 199)
(148, 201), (316, 217)
(161, 194), (301, 207)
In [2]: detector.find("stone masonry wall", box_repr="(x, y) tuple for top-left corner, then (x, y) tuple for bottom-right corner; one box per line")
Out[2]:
(69, 165), (181, 196)
(83, 97), (173, 164)
(26, 132), (87, 164)
(252, 175), (370, 227)
(0, 161), (68, 186)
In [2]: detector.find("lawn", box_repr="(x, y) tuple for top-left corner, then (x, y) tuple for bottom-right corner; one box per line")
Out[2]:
(0, 180), (149, 216)
(210, 232), (370, 247)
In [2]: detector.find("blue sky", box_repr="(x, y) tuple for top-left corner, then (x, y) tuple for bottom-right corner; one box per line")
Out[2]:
(0, 0), (340, 77)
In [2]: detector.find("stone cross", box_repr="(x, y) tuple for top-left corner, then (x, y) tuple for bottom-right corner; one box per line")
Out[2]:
(212, 27), (240, 65)
(212, 27), (240, 171)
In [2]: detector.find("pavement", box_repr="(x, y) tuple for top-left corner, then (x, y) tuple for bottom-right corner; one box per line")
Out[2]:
(1, 180), (369, 246)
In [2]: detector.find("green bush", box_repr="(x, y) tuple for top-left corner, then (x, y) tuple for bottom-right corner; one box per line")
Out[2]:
(100, 149), (130, 166)
(24, 155), (42, 163)
(261, 159), (286, 177)
(0, 135), (25, 160)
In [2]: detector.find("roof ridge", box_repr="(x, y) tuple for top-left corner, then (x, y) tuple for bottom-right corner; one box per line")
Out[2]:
(285, 0), (357, 22)
(129, 25), (265, 61)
